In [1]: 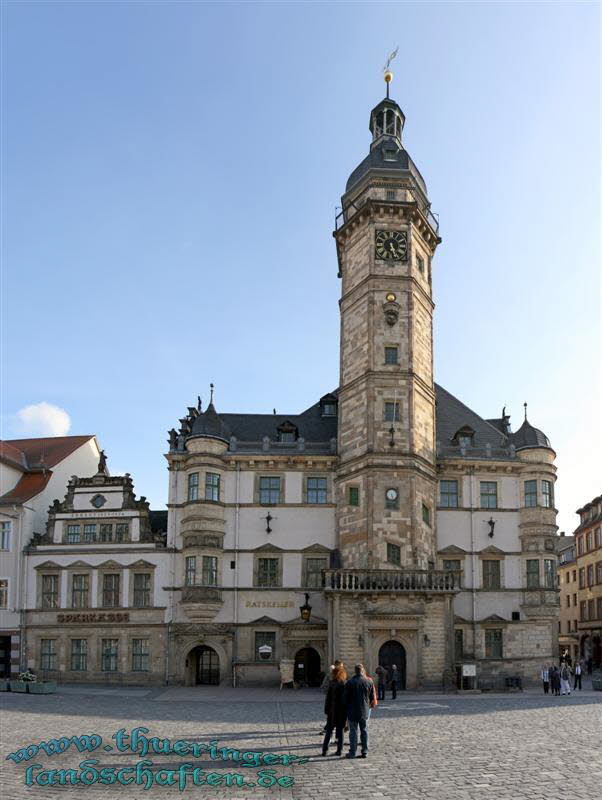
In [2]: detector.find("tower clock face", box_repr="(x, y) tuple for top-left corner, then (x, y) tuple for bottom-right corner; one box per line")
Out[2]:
(375, 230), (408, 261)
(386, 488), (398, 502)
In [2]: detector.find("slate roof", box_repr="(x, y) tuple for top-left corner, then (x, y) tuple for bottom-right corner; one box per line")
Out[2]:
(510, 419), (552, 450)
(346, 145), (428, 197)
(189, 403), (231, 443)
(221, 398), (338, 444)
(434, 384), (510, 456)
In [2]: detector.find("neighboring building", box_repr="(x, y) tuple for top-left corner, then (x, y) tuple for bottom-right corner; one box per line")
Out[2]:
(23, 458), (168, 684)
(573, 494), (602, 669)
(160, 83), (559, 689)
(556, 534), (579, 663)
(0, 436), (101, 678)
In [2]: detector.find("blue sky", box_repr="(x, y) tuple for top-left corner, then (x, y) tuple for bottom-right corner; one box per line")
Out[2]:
(2, 1), (600, 534)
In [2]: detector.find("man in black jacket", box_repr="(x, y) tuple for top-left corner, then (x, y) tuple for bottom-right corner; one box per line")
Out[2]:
(344, 664), (373, 759)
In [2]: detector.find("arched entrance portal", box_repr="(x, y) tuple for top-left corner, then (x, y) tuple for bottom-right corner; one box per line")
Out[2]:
(294, 647), (321, 687)
(378, 640), (406, 690)
(188, 645), (220, 685)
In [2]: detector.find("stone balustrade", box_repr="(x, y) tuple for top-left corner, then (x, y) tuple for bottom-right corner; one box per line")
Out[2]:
(323, 568), (461, 593)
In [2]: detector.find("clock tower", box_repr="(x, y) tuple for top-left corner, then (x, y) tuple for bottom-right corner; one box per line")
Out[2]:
(327, 75), (458, 689)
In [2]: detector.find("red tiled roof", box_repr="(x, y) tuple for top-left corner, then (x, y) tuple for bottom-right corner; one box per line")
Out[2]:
(0, 471), (51, 504)
(0, 436), (95, 470)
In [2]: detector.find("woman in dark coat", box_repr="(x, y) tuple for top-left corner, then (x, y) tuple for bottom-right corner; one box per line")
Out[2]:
(322, 665), (347, 756)
(550, 665), (561, 696)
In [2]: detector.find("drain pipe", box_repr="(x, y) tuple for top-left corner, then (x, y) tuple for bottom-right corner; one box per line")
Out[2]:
(165, 464), (179, 685)
(468, 466), (477, 663)
(232, 462), (241, 687)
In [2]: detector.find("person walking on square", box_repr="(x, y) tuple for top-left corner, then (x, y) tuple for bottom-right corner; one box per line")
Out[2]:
(344, 664), (373, 759)
(541, 665), (550, 694)
(375, 664), (386, 701)
(321, 665), (347, 757)
(560, 662), (572, 695)
(550, 665), (560, 696)
(573, 660), (582, 691)
(390, 664), (399, 699)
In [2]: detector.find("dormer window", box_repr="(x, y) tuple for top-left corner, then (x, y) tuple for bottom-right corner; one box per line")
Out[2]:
(277, 421), (298, 442)
(452, 426), (475, 448)
(320, 394), (338, 417)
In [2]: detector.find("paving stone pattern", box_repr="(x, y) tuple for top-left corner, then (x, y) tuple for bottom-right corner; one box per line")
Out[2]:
(1, 683), (600, 800)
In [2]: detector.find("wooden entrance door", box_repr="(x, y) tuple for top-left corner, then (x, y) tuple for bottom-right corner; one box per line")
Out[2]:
(196, 646), (220, 685)
(293, 647), (321, 687)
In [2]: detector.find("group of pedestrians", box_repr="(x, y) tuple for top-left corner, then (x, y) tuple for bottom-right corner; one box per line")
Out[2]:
(321, 661), (379, 759)
(541, 659), (583, 696)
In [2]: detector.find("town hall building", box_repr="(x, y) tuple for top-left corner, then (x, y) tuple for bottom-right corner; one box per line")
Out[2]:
(17, 78), (559, 689)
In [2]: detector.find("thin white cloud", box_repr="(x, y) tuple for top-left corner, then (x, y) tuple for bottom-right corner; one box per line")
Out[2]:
(14, 402), (71, 437)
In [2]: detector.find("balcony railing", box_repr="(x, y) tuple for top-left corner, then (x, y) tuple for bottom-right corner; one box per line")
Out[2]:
(323, 568), (460, 593)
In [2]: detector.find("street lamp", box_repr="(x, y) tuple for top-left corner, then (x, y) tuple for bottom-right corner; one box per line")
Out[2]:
(300, 593), (312, 623)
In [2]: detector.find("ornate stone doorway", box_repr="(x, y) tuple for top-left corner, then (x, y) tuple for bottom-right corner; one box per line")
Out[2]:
(294, 647), (321, 687)
(378, 640), (406, 690)
(189, 645), (220, 685)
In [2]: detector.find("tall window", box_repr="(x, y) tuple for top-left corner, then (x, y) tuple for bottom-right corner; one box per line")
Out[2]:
(307, 477), (328, 504)
(524, 480), (537, 507)
(384, 346), (398, 365)
(66, 524), (81, 543)
(259, 477), (280, 505)
(133, 573), (151, 607)
(542, 480), (553, 508)
(586, 532), (593, 551)
(580, 600), (587, 621)
(255, 632), (276, 661)
(205, 473), (221, 502)
(83, 524), (97, 543)
(40, 639), (56, 671)
(0, 579), (8, 609)
(588, 599), (595, 620)
(132, 639), (150, 672)
(71, 639), (87, 671)
(257, 558), (279, 587)
(526, 560), (540, 589)
(185, 556), (197, 585)
(587, 564), (594, 586)
(0, 521), (11, 550)
(485, 629), (503, 659)
(544, 559), (556, 589)
(578, 567), (585, 589)
(439, 480), (458, 508)
(348, 486), (359, 506)
(595, 528), (601, 548)
(100, 524), (113, 543)
(422, 503), (431, 526)
(482, 560), (501, 590)
(384, 401), (400, 422)
(101, 639), (119, 672)
(102, 574), (120, 608)
(41, 574), (59, 608)
(577, 536), (584, 555)
(201, 556), (218, 586)
(71, 574), (89, 608)
(187, 472), (199, 501)
(480, 482), (498, 509)
(115, 523), (128, 543)
(305, 557), (328, 588)
(387, 542), (401, 566)
(454, 629), (464, 660)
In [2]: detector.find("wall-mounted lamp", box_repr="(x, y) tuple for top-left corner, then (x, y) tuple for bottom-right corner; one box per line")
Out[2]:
(423, 634), (431, 648)
(300, 593), (312, 623)
(388, 425), (395, 448)
(487, 517), (496, 538)
(263, 512), (273, 533)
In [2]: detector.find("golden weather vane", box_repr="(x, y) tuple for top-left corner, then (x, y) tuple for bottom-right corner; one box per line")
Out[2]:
(383, 46), (399, 98)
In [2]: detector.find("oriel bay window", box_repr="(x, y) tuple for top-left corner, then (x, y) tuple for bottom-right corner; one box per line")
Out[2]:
(256, 557), (280, 588)
(526, 559), (540, 589)
(485, 629), (503, 659)
(306, 477), (328, 504)
(132, 638), (150, 672)
(544, 559), (556, 589)
(205, 472), (221, 502)
(542, 480), (554, 508)
(482, 560), (501, 590)
(187, 472), (199, 501)
(133, 573), (151, 607)
(524, 480), (537, 507)
(71, 574), (89, 608)
(41, 574), (59, 609)
(40, 639), (57, 671)
(439, 480), (459, 508)
(185, 556), (197, 586)
(102, 574), (120, 608)
(201, 556), (218, 586)
(101, 639), (119, 672)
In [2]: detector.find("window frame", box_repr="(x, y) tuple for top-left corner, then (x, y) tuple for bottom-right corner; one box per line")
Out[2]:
(387, 542), (401, 566)
(348, 486), (360, 507)
(254, 556), (282, 588)
(132, 572), (152, 607)
(40, 573), (60, 609)
(254, 631), (276, 662)
(479, 481), (498, 509)
(70, 638), (88, 671)
(524, 479), (537, 508)
(482, 560), (502, 590)
(304, 556), (328, 588)
(205, 472), (221, 502)
(40, 638), (57, 671)
(101, 573), (121, 608)
(484, 628), (503, 659)
(439, 479), (459, 508)
(258, 475), (282, 505)
(101, 638), (119, 672)
(0, 578), (8, 609)
(384, 401), (400, 422)
(0, 521), (11, 550)
(201, 555), (218, 587)
(305, 476), (328, 505)
(542, 480), (553, 508)
(71, 573), (90, 609)
(526, 559), (540, 589)
(384, 346), (399, 365)
(131, 638), (150, 672)
(187, 472), (199, 502)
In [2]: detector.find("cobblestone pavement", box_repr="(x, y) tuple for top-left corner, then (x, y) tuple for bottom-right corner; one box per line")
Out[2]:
(1, 682), (600, 800)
